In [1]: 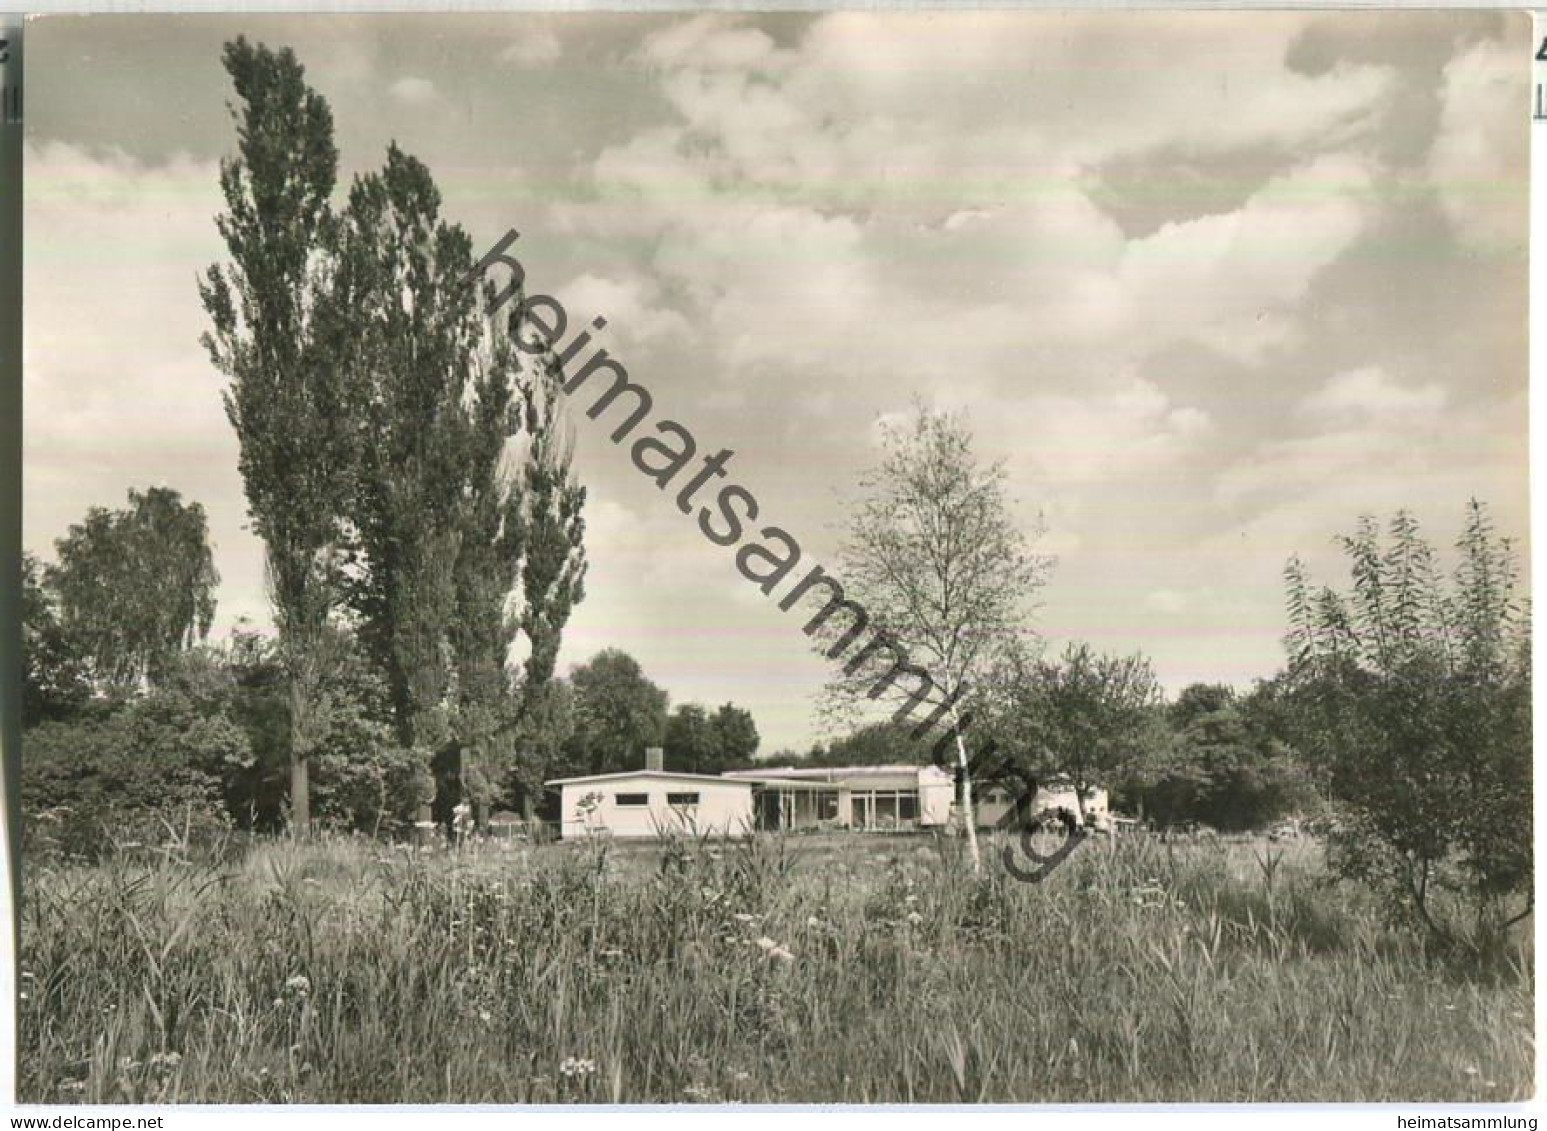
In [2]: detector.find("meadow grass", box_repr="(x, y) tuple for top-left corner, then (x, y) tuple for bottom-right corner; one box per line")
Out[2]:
(17, 828), (1534, 1104)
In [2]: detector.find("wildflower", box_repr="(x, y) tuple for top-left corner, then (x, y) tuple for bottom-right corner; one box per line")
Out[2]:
(906, 911), (924, 926)
(478, 1010), (492, 1023)
(731, 1070), (751, 1083)
(733, 913), (757, 923)
(768, 946), (794, 962)
(560, 1057), (598, 1079)
(754, 936), (778, 951)
(904, 894), (919, 905)
(56, 1080), (86, 1095)
(284, 974), (311, 999)
(148, 1052), (180, 1077)
(683, 1082), (717, 1102)
(598, 948), (624, 960)
(1464, 1066), (1480, 1077)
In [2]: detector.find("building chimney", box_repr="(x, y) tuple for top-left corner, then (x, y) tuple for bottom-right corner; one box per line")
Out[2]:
(645, 746), (664, 772)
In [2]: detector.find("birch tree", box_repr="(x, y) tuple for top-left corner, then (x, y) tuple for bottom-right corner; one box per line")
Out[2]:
(817, 403), (1050, 872)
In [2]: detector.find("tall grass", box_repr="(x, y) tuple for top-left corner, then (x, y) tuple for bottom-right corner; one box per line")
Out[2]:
(18, 830), (1533, 1103)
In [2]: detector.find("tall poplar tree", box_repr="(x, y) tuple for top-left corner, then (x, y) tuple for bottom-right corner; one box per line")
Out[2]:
(200, 38), (349, 830)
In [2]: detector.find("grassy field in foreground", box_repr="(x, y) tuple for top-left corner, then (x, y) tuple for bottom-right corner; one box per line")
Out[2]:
(18, 830), (1534, 1104)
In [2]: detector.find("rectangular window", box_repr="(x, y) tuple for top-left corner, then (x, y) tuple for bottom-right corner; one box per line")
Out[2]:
(614, 793), (649, 807)
(666, 792), (700, 807)
(899, 792), (920, 821)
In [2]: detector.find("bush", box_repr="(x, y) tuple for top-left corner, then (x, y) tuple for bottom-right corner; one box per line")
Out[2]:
(22, 693), (242, 860)
(1282, 504), (1532, 962)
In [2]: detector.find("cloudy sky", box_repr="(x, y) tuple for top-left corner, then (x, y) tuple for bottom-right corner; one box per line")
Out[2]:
(23, 11), (1530, 753)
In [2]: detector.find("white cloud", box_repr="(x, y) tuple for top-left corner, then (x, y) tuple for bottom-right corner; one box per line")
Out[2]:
(499, 28), (561, 66)
(388, 77), (438, 106)
(579, 12), (1386, 415)
(638, 15), (792, 75)
(1429, 38), (1527, 254)
(1300, 366), (1447, 423)
(1012, 375), (1211, 488)
(559, 272), (692, 347)
(1145, 588), (1193, 615)
(1110, 152), (1375, 363)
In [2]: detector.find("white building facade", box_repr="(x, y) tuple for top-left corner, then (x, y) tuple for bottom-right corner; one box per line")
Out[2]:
(547, 761), (1110, 840)
(550, 770), (758, 840)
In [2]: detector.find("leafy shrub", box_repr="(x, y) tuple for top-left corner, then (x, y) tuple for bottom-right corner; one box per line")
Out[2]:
(22, 692), (242, 860)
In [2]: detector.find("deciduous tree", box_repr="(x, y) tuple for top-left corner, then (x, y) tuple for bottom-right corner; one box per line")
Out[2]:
(20, 552), (91, 726)
(565, 649), (669, 776)
(814, 403), (1050, 871)
(45, 488), (218, 694)
(200, 37), (350, 831)
(999, 642), (1162, 825)
(1282, 502), (1531, 960)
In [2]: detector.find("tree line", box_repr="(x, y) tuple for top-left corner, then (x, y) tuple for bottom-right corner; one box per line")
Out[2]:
(22, 511), (760, 847)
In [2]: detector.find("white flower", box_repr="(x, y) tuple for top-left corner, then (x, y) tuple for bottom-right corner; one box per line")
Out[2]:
(284, 974), (311, 998)
(560, 1057), (598, 1079)
(906, 911), (924, 925)
(754, 936), (778, 950)
(148, 1052), (180, 1075)
(769, 946), (794, 962)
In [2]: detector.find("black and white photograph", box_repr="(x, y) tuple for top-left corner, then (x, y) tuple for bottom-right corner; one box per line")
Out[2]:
(4, 8), (1536, 1111)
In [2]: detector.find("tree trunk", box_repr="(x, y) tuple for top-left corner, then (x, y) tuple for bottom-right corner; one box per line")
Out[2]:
(288, 674), (311, 834)
(951, 717), (982, 874)
(289, 745), (310, 834)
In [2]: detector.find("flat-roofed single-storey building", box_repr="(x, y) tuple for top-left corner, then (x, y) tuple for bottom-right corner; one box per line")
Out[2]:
(547, 753), (1110, 839)
(549, 769), (758, 839)
(548, 756), (960, 839)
